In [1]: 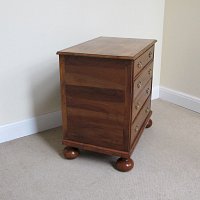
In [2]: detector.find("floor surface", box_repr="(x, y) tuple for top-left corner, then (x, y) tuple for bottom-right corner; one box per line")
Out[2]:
(0, 99), (200, 200)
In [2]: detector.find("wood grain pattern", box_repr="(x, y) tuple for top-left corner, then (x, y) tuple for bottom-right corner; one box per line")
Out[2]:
(131, 97), (151, 146)
(130, 111), (152, 155)
(63, 56), (132, 151)
(132, 79), (152, 120)
(58, 37), (156, 171)
(59, 55), (68, 139)
(65, 56), (128, 90)
(133, 61), (153, 98)
(134, 46), (154, 77)
(57, 37), (156, 60)
(62, 139), (130, 158)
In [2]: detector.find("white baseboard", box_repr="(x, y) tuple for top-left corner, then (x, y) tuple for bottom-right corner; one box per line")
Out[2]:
(0, 86), (159, 144)
(160, 86), (200, 113)
(0, 111), (62, 144)
(1, 85), (197, 144)
(152, 86), (160, 100)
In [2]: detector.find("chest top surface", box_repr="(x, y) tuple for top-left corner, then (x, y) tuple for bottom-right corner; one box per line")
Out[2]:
(57, 37), (156, 60)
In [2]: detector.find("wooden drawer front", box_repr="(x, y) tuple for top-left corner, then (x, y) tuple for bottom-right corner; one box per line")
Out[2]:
(131, 97), (151, 145)
(133, 61), (153, 99)
(132, 79), (152, 120)
(134, 46), (154, 77)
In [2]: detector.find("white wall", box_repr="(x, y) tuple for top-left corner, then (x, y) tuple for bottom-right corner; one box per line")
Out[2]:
(0, 0), (165, 126)
(161, 0), (200, 98)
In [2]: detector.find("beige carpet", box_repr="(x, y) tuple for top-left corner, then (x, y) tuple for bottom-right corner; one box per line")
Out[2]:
(0, 99), (200, 200)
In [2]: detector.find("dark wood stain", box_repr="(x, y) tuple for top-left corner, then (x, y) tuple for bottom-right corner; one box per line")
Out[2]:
(57, 36), (157, 172)
(57, 36), (157, 60)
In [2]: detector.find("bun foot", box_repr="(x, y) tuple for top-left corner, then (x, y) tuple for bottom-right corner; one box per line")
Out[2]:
(116, 158), (134, 172)
(146, 118), (152, 128)
(63, 147), (80, 159)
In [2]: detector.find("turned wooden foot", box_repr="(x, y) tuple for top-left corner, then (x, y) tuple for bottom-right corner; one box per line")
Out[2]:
(146, 118), (152, 128)
(63, 147), (80, 159)
(116, 157), (134, 172)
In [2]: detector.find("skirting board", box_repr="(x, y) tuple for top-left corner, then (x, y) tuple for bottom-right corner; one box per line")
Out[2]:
(0, 111), (62, 144)
(152, 86), (160, 100)
(0, 86), (159, 144)
(160, 86), (200, 113)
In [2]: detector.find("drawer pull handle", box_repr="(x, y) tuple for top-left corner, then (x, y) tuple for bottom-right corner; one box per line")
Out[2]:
(145, 108), (150, 113)
(135, 126), (139, 132)
(149, 51), (153, 58)
(148, 69), (152, 75)
(135, 103), (140, 110)
(137, 61), (143, 69)
(137, 81), (142, 88)
(146, 88), (150, 94)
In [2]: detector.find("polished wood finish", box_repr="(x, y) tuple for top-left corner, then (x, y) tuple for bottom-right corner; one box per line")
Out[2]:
(133, 61), (153, 98)
(63, 147), (80, 159)
(57, 37), (156, 172)
(64, 56), (128, 151)
(132, 79), (152, 119)
(131, 98), (151, 145)
(116, 158), (134, 172)
(146, 118), (153, 128)
(57, 37), (156, 60)
(130, 111), (152, 155)
(134, 46), (154, 77)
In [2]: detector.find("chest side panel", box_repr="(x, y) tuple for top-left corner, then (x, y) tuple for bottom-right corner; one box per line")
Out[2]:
(62, 56), (131, 151)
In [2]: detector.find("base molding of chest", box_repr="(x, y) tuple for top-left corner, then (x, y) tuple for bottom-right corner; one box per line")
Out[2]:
(62, 111), (152, 158)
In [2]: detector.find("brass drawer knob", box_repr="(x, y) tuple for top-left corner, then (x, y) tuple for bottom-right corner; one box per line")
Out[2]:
(137, 81), (142, 88)
(135, 103), (140, 110)
(149, 51), (153, 58)
(135, 125), (139, 132)
(146, 88), (150, 94)
(137, 61), (143, 69)
(145, 108), (150, 113)
(148, 69), (152, 75)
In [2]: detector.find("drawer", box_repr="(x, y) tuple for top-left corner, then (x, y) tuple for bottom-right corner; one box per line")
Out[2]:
(131, 97), (151, 145)
(133, 61), (153, 99)
(132, 79), (152, 120)
(134, 46), (154, 77)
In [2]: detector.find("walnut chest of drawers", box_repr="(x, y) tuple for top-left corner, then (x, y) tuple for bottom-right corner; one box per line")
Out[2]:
(57, 37), (157, 172)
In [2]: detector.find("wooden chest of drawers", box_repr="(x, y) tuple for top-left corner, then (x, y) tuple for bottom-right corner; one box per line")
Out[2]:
(57, 37), (156, 172)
